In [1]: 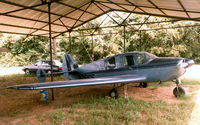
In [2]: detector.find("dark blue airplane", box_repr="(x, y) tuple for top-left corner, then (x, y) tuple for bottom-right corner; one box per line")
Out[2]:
(8, 51), (194, 98)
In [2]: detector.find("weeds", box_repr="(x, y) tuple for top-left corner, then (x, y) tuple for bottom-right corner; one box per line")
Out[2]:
(149, 82), (173, 87)
(182, 78), (200, 85)
(59, 97), (194, 125)
(51, 110), (66, 125)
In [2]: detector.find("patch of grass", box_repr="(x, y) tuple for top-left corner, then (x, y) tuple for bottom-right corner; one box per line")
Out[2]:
(182, 78), (200, 85)
(51, 110), (66, 125)
(0, 77), (6, 82)
(177, 95), (192, 100)
(54, 75), (65, 80)
(60, 97), (195, 125)
(149, 82), (173, 87)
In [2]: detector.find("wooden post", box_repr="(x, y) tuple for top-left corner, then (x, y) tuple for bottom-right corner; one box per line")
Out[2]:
(53, 38), (57, 60)
(139, 31), (142, 51)
(69, 31), (71, 54)
(123, 25), (128, 98)
(123, 25), (126, 53)
(91, 34), (94, 61)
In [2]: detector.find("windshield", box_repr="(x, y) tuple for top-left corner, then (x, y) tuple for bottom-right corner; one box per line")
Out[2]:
(137, 52), (157, 65)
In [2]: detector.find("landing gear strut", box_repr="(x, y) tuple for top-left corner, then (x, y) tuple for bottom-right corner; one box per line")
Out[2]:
(109, 88), (119, 99)
(139, 82), (148, 88)
(108, 84), (127, 99)
(173, 79), (185, 97)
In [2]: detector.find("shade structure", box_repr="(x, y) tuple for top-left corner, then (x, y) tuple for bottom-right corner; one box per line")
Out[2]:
(0, 0), (200, 38)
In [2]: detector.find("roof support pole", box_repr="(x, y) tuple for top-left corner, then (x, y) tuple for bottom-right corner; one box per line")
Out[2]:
(139, 31), (142, 51)
(91, 34), (94, 61)
(53, 38), (57, 60)
(123, 25), (126, 53)
(69, 31), (71, 53)
(123, 25), (127, 98)
(47, 2), (54, 101)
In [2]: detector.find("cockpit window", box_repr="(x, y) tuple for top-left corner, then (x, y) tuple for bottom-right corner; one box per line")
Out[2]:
(124, 55), (135, 66)
(137, 54), (146, 65)
(107, 57), (116, 69)
(137, 53), (157, 65)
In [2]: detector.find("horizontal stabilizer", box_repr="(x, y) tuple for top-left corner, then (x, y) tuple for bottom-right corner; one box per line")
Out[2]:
(7, 74), (146, 90)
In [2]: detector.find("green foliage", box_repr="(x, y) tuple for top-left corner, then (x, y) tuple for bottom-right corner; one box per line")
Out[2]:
(0, 35), (50, 67)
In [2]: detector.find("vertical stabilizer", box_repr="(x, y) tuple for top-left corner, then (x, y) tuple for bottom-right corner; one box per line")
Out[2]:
(62, 54), (79, 79)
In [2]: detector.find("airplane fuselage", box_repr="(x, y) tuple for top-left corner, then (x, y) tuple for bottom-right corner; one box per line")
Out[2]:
(71, 52), (190, 83)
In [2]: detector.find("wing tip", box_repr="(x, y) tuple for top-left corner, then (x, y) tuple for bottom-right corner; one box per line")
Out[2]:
(7, 85), (34, 90)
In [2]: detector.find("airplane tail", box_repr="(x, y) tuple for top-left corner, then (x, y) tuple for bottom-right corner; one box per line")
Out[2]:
(62, 54), (79, 79)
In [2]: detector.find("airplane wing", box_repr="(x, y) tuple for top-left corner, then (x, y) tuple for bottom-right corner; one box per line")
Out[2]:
(7, 74), (146, 90)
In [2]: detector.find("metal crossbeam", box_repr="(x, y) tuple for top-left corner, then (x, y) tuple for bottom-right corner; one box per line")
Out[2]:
(31, 1), (92, 36)
(71, 2), (93, 28)
(177, 0), (190, 18)
(55, 1), (97, 16)
(0, 1), (84, 22)
(147, 0), (167, 16)
(94, 2), (120, 25)
(125, 0), (147, 13)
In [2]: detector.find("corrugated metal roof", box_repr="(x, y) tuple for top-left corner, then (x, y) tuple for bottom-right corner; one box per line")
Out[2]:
(0, 0), (200, 37)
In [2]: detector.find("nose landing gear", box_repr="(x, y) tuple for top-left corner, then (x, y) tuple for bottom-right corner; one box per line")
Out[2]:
(173, 79), (185, 97)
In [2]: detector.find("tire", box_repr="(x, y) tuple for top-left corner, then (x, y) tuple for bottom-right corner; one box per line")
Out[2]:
(25, 69), (30, 75)
(139, 82), (148, 88)
(173, 86), (186, 97)
(109, 88), (119, 99)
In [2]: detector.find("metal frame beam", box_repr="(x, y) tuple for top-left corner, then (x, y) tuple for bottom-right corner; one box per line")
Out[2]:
(32, 1), (93, 36)
(57, 24), (200, 38)
(0, 0), (85, 22)
(0, 23), (60, 34)
(125, 0), (147, 13)
(112, 9), (200, 21)
(71, 2), (93, 28)
(94, 2), (120, 25)
(177, 0), (190, 18)
(53, 9), (112, 38)
(147, 0), (167, 16)
(105, 0), (132, 12)
(97, 0), (200, 14)
(70, 18), (183, 32)
(55, 1), (97, 16)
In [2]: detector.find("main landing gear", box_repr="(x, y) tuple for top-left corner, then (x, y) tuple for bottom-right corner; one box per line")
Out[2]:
(173, 79), (185, 97)
(108, 82), (148, 99)
(109, 88), (119, 99)
(109, 84), (128, 99)
(139, 82), (148, 88)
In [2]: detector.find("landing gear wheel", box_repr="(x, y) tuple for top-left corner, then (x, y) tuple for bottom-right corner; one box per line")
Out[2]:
(139, 82), (148, 88)
(25, 69), (30, 75)
(109, 88), (119, 99)
(173, 86), (185, 97)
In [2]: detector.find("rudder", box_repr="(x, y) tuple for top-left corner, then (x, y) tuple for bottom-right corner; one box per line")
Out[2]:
(62, 54), (79, 79)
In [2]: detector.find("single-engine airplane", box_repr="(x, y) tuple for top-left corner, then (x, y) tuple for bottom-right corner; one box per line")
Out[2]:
(8, 51), (194, 98)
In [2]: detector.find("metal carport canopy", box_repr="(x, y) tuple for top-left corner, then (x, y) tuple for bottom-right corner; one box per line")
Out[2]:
(1, 0), (200, 38)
